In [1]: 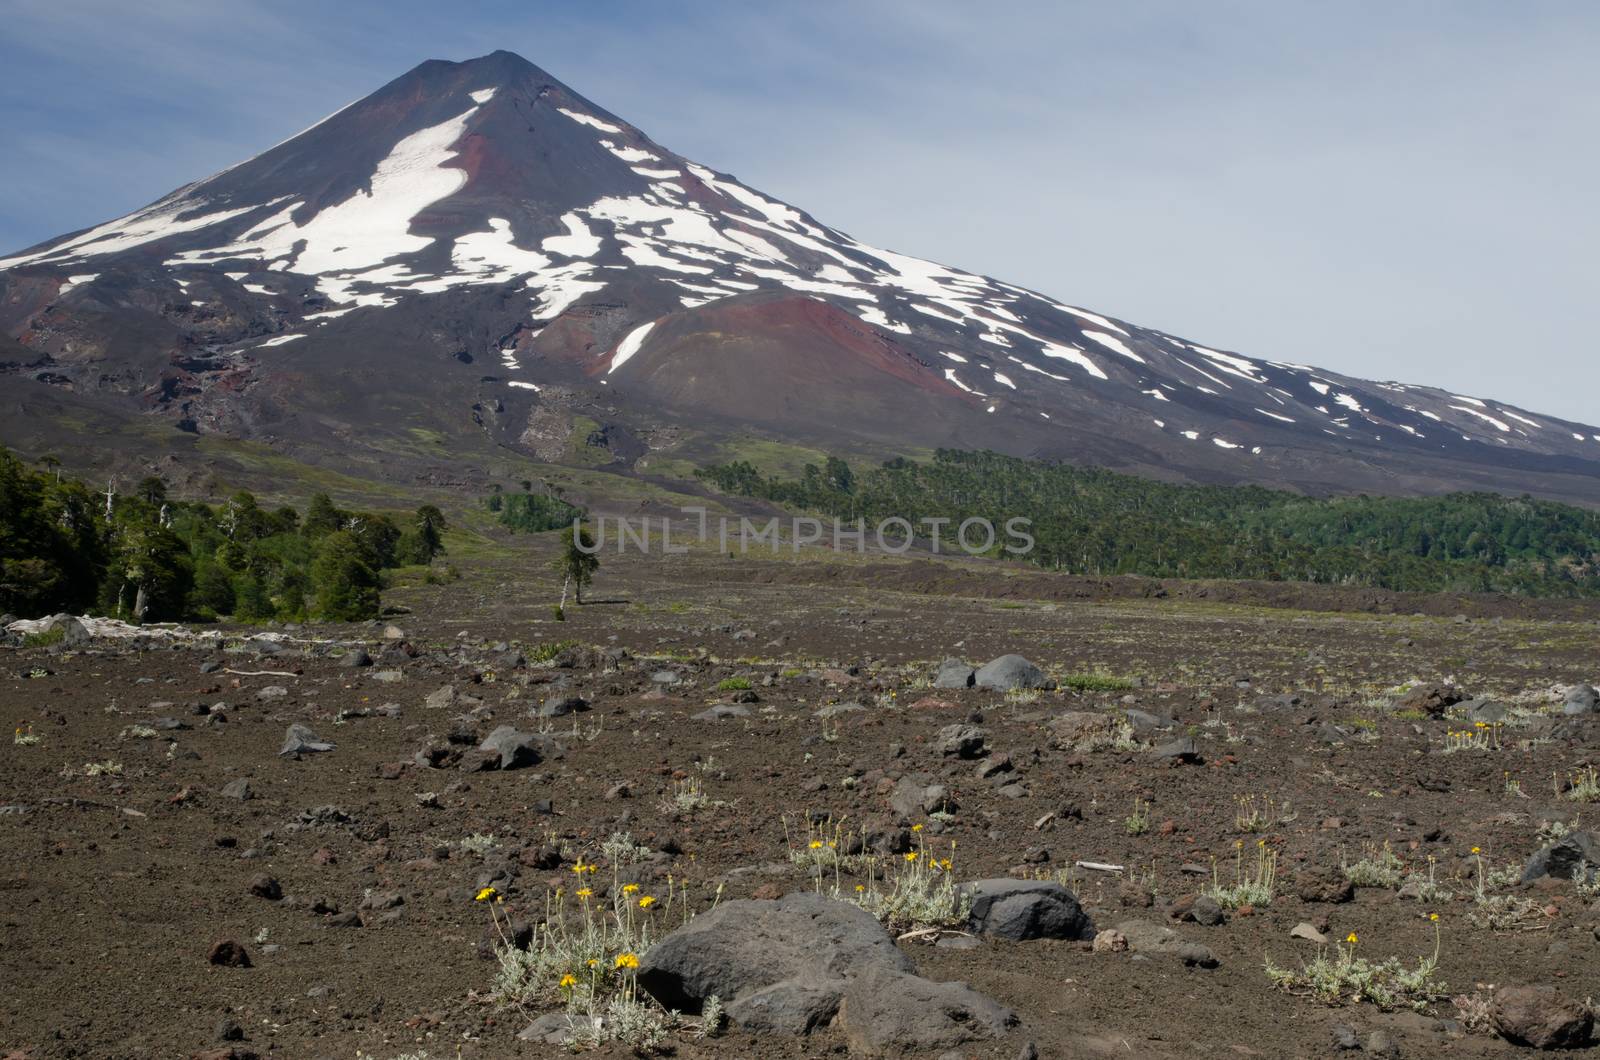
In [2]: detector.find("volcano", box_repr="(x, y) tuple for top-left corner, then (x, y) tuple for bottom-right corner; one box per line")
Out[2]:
(3, 50), (1598, 502)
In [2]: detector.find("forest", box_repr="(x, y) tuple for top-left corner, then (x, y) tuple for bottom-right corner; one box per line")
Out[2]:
(0, 447), (446, 622)
(696, 449), (1600, 596)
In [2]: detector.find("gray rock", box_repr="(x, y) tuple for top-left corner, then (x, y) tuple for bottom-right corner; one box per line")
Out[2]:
(725, 979), (842, 1035)
(220, 779), (253, 801)
(1467, 699), (1509, 723)
(40, 614), (92, 648)
(973, 655), (1052, 692)
(891, 775), (956, 818)
(339, 649), (372, 669)
(815, 701), (865, 718)
(693, 704), (751, 722)
(638, 893), (915, 1010)
(519, 1012), (581, 1043)
(539, 694), (588, 718)
(279, 724), (335, 757)
(477, 726), (543, 770)
(1124, 709), (1176, 735)
(1564, 683), (1599, 715)
(937, 724), (988, 759)
(1188, 894), (1226, 926)
(1492, 984), (1594, 1049)
(637, 893), (1015, 1050)
(1521, 831), (1600, 884)
(838, 964), (1018, 1054)
(962, 879), (1094, 941)
(1151, 737), (1200, 763)
(651, 670), (682, 686)
(1114, 919), (1219, 967)
(933, 658), (976, 689)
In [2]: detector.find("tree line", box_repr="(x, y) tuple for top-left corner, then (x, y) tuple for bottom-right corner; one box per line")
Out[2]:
(0, 447), (446, 623)
(695, 449), (1600, 597)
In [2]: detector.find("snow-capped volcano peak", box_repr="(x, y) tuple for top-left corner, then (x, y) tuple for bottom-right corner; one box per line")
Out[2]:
(3, 51), (1599, 501)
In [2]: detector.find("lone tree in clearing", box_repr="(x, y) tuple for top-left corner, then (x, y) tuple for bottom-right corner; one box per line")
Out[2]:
(554, 523), (598, 618)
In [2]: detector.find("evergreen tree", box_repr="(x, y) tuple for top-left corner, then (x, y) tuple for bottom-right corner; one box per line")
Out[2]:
(310, 531), (380, 621)
(554, 524), (599, 612)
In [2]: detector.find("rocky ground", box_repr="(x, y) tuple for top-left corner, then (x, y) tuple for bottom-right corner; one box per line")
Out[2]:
(3, 540), (1600, 1059)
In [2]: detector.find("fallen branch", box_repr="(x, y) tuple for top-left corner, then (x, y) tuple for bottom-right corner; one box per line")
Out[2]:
(224, 668), (300, 678)
(1075, 860), (1125, 874)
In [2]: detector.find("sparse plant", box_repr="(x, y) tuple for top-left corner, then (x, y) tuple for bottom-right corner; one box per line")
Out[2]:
(1440, 722), (1502, 754)
(1573, 862), (1600, 901)
(1124, 797), (1152, 836)
(1059, 670), (1135, 692)
(1452, 990), (1495, 1035)
(1536, 815), (1579, 844)
(1557, 766), (1600, 803)
(698, 994), (724, 1038)
(1235, 793), (1293, 833)
(1343, 842), (1405, 889)
(84, 760), (122, 777)
(661, 776), (709, 815)
(1401, 857), (1453, 903)
(528, 638), (580, 663)
(21, 628), (65, 649)
(1503, 772), (1525, 799)
(121, 724), (159, 740)
(459, 833), (499, 857)
(1208, 839), (1277, 908)
(601, 831), (653, 867)
(1266, 922), (1446, 1011)
(853, 833), (971, 936)
(714, 676), (752, 692)
(12, 724), (40, 746)
(1468, 846), (1549, 931)
(487, 861), (689, 1050)
(784, 814), (870, 891)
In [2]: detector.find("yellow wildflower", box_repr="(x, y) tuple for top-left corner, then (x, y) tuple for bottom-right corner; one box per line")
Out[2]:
(809, 839), (824, 850)
(639, 895), (656, 909)
(1346, 932), (1358, 944)
(615, 952), (640, 970)
(475, 887), (498, 902)
(905, 852), (918, 862)
(623, 883), (640, 894)
(576, 887), (593, 899)
(559, 973), (577, 989)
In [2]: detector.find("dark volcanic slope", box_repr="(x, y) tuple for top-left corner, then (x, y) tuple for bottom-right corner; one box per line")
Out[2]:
(3, 50), (1599, 500)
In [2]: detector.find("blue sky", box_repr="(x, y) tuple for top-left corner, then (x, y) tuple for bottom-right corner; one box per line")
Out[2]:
(3, 0), (1597, 422)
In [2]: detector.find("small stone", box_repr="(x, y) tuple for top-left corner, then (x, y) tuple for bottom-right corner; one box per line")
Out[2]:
(207, 939), (251, 968)
(1091, 929), (1128, 953)
(248, 874), (282, 901)
(1492, 984), (1594, 1049)
(220, 779), (253, 801)
(279, 724), (335, 757)
(1290, 922), (1330, 944)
